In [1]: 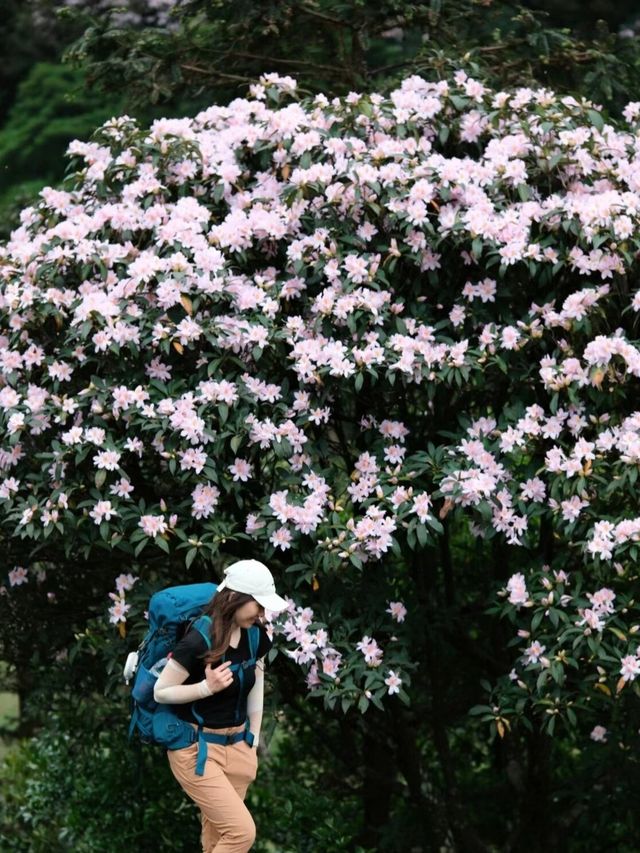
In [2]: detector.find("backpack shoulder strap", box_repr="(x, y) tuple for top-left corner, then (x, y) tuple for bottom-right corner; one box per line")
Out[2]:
(191, 614), (213, 650)
(247, 625), (260, 661)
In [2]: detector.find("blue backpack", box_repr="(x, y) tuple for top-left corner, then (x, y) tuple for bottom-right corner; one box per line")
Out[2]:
(126, 582), (260, 775)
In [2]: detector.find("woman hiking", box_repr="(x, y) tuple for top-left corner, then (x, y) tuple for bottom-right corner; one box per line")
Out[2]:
(154, 559), (287, 852)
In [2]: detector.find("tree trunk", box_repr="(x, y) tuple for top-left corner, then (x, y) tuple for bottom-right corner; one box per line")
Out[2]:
(506, 730), (552, 852)
(15, 666), (37, 738)
(357, 712), (394, 850)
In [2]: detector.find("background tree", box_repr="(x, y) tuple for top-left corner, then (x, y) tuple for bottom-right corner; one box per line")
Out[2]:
(64, 0), (640, 113)
(3, 71), (640, 850)
(3, 0), (640, 237)
(4, 3), (640, 851)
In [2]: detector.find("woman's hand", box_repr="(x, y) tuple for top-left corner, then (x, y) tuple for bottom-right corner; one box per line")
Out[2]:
(205, 659), (234, 694)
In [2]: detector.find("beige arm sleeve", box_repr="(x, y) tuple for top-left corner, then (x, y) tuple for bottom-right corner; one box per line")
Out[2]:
(153, 658), (214, 704)
(246, 658), (266, 747)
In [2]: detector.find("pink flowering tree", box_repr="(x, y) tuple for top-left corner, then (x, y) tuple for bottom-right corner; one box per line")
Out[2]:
(3, 69), (640, 792)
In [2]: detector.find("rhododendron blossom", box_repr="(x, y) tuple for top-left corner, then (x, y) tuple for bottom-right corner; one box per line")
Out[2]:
(8, 567), (28, 587)
(384, 670), (403, 695)
(2, 71), (640, 726)
(506, 573), (528, 607)
(387, 601), (407, 623)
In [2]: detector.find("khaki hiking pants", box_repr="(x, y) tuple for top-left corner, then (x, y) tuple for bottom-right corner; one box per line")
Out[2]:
(168, 723), (259, 853)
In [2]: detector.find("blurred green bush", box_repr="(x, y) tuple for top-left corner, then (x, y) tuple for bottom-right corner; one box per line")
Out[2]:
(0, 62), (122, 238)
(248, 728), (369, 853)
(0, 62), (121, 193)
(0, 695), (368, 853)
(0, 709), (200, 852)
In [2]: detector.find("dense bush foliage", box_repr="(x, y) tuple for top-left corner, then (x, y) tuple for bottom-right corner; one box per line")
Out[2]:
(5, 66), (640, 848)
(63, 0), (640, 113)
(0, 706), (201, 852)
(0, 689), (371, 853)
(3, 69), (640, 717)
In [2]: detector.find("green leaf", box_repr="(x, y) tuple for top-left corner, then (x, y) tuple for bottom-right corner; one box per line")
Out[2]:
(370, 693), (384, 711)
(468, 704), (493, 715)
(517, 184), (531, 202)
(609, 626), (627, 642)
(449, 95), (469, 110)
(586, 109), (605, 131)
(398, 689), (410, 706)
(134, 538), (147, 558)
(416, 523), (428, 547)
(426, 516), (444, 535)
(155, 536), (170, 554)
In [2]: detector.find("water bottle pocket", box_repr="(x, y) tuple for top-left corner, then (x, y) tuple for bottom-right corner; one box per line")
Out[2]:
(131, 664), (159, 707)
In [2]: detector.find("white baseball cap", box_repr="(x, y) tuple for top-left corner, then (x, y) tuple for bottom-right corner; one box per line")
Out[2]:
(217, 559), (288, 613)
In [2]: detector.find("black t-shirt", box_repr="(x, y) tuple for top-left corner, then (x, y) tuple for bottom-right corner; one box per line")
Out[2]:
(170, 623), (272, 728)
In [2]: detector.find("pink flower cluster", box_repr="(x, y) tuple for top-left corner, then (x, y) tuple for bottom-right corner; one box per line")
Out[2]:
(267, 598), (342, 687)
(108, 572), (139, 625)
(3, 70), (640, 713)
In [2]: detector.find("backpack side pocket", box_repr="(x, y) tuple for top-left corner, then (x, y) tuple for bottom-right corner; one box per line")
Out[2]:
(152, 707), (197, 750)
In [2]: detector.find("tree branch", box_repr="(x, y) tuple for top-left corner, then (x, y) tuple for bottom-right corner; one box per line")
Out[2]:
(369, 58), (422, 77)
(224, 50), (342, 75)
(298, 4), (355, 29)
(179, 64), (255, 84)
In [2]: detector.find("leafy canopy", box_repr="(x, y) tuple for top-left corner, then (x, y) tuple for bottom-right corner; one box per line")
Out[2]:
(64, 0), (640, 112)
(2, 71), (640, 737)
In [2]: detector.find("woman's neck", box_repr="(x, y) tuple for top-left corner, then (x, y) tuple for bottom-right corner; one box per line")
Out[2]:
(229, 625), (242, 648)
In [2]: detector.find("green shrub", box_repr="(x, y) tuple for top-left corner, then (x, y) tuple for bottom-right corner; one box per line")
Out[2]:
(0, 694), (368, 853)
(0, 62), (122, 194)
(0, 180), (44, 241)
(0, 710), (200, 852)
(249, 727), (368, 853)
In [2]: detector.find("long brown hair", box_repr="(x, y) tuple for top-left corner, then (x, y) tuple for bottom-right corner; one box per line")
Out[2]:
(201, 588), (255, 665)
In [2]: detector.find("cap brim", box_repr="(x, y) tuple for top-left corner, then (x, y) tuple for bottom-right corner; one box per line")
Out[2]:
(253, 591), (289, 613)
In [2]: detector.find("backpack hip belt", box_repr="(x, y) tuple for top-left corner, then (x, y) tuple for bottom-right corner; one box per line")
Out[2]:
(194, 719), (255, 776)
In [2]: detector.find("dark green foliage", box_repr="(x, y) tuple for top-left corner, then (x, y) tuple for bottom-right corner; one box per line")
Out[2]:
(3, 2), (640, 850)
(63, 0), (640, 115)
(527, 0), (639, 35)
(0, 63), (122, 195)
(0, 686), (368, 853)
(0, 709), (201, 852)
(0, 60), (124, 237)
(0, 180), (44, 243)
(248, 724), (369, 852)
(0, 1), (68, 124)
(4, 678), (640, 852)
